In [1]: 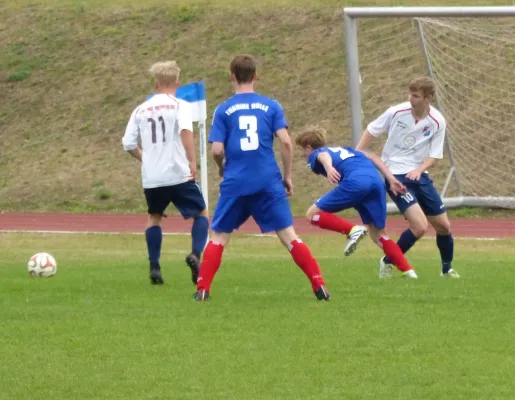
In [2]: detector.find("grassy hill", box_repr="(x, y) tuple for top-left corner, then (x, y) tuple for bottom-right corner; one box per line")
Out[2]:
(1, 0), (514, 217)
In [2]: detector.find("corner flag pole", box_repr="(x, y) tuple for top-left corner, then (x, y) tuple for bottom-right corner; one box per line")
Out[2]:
(176, 82), (209, 212)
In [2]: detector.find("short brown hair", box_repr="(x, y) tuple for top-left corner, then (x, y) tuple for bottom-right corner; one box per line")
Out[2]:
(408, 76), (435, 98)
(295, 126), (327, 149)
(230, 55), (256, 84)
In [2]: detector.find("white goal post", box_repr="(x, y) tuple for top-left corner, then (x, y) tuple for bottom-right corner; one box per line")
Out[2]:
(343, 6), (515, 211)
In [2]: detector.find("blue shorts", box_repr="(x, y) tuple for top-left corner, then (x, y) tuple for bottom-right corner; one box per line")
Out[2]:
(211, 188), (293, 234)
(316, 177), (387, 229)
(386, 173), (445, 216)
(144, 181), (206, 219)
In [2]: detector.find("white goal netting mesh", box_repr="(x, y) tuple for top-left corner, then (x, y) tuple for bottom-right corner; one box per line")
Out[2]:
(356, 17), (515, 208)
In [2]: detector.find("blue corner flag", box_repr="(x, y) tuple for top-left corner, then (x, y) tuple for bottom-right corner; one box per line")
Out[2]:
(145, 81), (206, 122)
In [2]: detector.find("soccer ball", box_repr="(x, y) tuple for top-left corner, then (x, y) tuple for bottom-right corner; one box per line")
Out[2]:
(27, 252), (57, 277)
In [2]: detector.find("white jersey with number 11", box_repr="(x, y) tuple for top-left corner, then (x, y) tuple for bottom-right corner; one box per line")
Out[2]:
(122, 94), (194, 189)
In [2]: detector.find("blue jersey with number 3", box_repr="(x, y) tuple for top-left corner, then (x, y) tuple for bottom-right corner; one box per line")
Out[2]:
(308, 147), (380, 181)
(209, 93), (288, 196)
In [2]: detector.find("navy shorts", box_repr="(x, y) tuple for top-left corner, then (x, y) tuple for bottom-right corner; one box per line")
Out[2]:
(386, 173), (445, 216)
(316, 176), (387, 229)
(144, 181), (206, 218)
(211, 187), (293, 234)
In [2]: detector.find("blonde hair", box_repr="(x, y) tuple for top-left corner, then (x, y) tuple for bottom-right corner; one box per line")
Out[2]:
(408, 76), (435, 98)
(295, 126), (328, 149)
(149, 61), (180, 86)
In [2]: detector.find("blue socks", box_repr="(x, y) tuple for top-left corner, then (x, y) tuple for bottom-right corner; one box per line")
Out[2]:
(437, 234), (454, 273)
(145, 216), (208, 268)
(145, 226), (162, 264)
(384, 229), (418, 264)
(191, 216), (209, 258)
(384, 230), (454, 273)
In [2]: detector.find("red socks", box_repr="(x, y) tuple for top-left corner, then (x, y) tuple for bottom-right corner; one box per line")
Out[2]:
(311, 212), (354, 235)
(289, 239), (325, 290)
(197, 241), (224, 291)
(378, 236), (412, 272)
(198, 239), (326, 293)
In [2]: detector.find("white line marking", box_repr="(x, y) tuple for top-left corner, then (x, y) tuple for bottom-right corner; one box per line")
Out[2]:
(0, 230), (507, 240)
(0, 229), (277, 237)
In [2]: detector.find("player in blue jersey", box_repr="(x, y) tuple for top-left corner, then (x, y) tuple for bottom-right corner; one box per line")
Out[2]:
(295, 126), (418, 278)
(193, 55), (330, 301)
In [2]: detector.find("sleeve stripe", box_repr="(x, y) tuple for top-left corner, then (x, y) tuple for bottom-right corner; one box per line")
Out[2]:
(392, 108), (412, 118)
(428, 113), (440, 130)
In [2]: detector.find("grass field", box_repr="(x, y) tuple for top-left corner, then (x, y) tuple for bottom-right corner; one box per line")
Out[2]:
(2, 1), (514, 398)
(1, 232), (515, 399)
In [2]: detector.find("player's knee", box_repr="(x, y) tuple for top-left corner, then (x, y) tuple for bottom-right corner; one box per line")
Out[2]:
(432, 218), (451, 235)
(305, 205), (319, 223)
(367, 226), (382, 244)
(408, 217), (428, 238)
(198, 208), (209, 218)
(276, 226), (298, 247)
(411, 225), (428, 238)
(148, 214), (162, 227)
(210, 231), (230, 247)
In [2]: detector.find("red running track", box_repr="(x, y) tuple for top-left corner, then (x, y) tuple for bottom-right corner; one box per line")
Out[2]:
(0, 212), (513, 238)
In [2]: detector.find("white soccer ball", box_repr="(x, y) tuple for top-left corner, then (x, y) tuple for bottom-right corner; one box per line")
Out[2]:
(27, 252), (57, 277)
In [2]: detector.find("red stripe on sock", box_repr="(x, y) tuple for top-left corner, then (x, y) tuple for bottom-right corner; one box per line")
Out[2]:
(379, 237), (412, 272)
(311, 212), (354, 235)
(197, 241), (224, 291)
(289, 239), (325, 290)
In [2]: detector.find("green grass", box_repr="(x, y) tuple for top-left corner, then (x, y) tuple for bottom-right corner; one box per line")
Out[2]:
(4, 0), (511, 10)
(1, 232), (515, 399)
(1, 0), (514, 216)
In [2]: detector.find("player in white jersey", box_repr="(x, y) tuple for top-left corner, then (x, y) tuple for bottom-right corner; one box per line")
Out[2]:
(122, 61), (209, 285)
(356, 77), (460, 279)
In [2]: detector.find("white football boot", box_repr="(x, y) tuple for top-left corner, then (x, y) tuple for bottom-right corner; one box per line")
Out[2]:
(344, 225), (368, 256)
(379, 256), (394, 279)
(401, 269), (418, 279)
(441, 268), (460, 278)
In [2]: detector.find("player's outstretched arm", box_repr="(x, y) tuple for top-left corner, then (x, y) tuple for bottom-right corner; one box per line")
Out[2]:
(405, 122), (445, 180)
(405, 157), (438, 181)
(211, 142), (225, 178)
(364, 151), (406, 195)
(275, 128), (293, 195)
(363, 151), (392, 179)
(317, 152), (341, 185)
(356, 107), (392, 151)
(355, 129), (374, 151)
(180, 129), (197, 180)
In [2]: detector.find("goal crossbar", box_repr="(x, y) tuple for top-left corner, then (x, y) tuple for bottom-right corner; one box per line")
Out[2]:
(344, 6), (515, 18)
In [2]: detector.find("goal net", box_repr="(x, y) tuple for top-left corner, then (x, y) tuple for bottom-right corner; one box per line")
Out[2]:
(345, 8), (515, 210)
